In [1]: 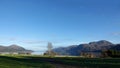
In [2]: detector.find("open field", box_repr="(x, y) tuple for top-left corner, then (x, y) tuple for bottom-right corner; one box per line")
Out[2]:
(0, 55), (54, 68)
(0, 55), (120, 68)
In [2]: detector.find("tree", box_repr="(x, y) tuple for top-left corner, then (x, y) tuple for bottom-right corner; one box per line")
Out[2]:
(47, 42), (53, 56)
(102, 50), (120, 58)
(44, 42), (58, 57)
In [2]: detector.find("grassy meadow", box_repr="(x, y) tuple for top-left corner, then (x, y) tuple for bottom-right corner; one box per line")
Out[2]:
(0, 55), (54, 68)
(0, 55), (120, 68)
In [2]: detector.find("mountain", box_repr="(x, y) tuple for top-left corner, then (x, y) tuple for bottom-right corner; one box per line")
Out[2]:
(53, 40), (115, 56)
(110, 44), (120, 51)
(0, 44), (33, 52)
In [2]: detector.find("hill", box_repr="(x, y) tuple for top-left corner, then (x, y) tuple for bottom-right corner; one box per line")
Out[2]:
(0, 44), (33, 53)
(53, 40), (116, 56)
(110, 44), (120, 51)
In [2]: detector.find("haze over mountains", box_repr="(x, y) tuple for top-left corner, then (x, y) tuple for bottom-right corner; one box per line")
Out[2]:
(0, 40), (119, 55)
(53, 40), (120, 56)
(0, 44), (33, 52)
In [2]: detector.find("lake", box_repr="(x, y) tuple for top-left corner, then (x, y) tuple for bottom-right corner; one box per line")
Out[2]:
(32, 51), (44, 55)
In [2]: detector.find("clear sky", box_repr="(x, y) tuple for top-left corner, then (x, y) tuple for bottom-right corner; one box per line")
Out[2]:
(0, 0), (120, 53)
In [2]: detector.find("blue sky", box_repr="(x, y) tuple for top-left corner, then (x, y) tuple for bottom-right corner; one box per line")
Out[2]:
(0, 0), (120, 53)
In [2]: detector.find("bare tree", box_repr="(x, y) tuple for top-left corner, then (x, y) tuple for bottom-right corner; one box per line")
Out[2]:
(47, 42), (53, 56)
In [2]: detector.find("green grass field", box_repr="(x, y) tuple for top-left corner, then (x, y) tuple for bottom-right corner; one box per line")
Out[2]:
(0, 55), (120, 68)
(0, 55), (54, 68)
(51, 57), (120, 68)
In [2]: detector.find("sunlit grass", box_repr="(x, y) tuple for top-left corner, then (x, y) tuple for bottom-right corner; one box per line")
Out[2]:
(0, 55), (120, 68)
(0, 55), (54, 68)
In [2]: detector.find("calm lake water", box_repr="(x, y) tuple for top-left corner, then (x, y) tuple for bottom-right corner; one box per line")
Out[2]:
(32, 51), (44, 55)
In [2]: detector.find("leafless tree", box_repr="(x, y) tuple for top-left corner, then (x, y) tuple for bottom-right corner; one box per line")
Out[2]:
(47, 42), (53, 55)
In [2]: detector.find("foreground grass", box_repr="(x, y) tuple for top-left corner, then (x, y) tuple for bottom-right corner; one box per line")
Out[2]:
(30, 56), (120, 68)
(0, 55), (120, 68)
(0, 55), (54, 68)
(52, 57), (120, 68)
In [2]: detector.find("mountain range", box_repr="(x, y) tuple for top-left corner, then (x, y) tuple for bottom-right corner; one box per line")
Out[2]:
(53, 40), (120, 56)
(0, 44), (33, 53)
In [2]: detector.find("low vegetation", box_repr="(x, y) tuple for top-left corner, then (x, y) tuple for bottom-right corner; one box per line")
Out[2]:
(0, 55), (120, 68)
(0, 55), (54, 68)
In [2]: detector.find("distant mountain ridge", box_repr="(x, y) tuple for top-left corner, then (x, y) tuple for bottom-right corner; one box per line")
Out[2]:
(53, 40), (118, 56)
(0, 44), (33, 52)
(110, 44), (120, 51)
